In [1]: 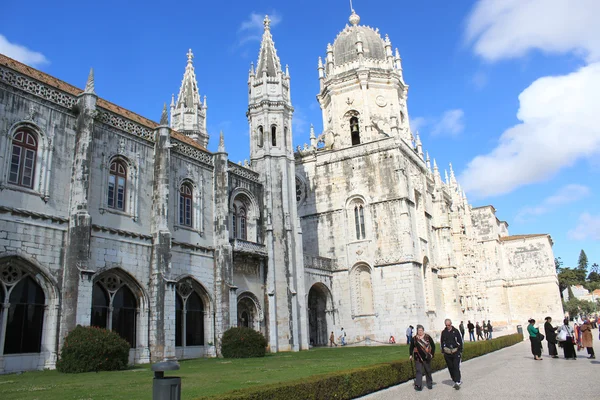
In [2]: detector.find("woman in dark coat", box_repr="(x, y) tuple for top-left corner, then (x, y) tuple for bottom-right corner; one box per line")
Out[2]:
(544, 317), (558, 358)
(409, 324), (436, 391)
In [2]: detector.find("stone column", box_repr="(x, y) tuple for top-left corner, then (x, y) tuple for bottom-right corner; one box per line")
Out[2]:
(148, 109), (172, 362)
(59, 72), (97, 344)
(213, 134), (233, 354)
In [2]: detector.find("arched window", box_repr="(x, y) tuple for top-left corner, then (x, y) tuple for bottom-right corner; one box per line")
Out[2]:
(351, 265), (374, 316)
(284, 127), (288, 148)
(8, 130), (37, 188)
(179, 182), (193, 227)
(271, 125), (277, 146)
(108, 159), (127, 211)
(257, 126), (264, 147)
(350, 116), (360, 145)
(176, 280), (206, 347)
(90, 275), (138, 347)
(354, 205), (365, 240)
(238, 207), (247, 240)
(4, 276), (45, 354)
(237, 293), (262, 331)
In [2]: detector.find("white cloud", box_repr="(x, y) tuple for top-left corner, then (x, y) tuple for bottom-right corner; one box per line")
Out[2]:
(431, 109), (465, 136)
(568, 213), (600, 241)
(410, 109), (464, 137)
(238, 12), (282, 45)
(515, 184), (590, 222)
(0, 34), (48, 67)
(465, 0), (600, 63)
(460, 62), (600, 198)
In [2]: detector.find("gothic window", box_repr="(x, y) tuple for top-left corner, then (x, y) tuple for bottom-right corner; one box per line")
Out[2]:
(354, 205), (366, 240)
(271, 125), (277, 146)
(175, 280), (206, 347)
(8, 130), (37, 188)
(350, 116), (360, 145)
(4, 276), (45, 354)
(90, 275), (138, 347)
(257, 126), (264, 148)
(284, 127), (288, 148)
(232, 211), (237, 239)
(237, 293), (261, 331)
(351, 265), (374, 316)
(179, 182), (193, 227)
(108, 159), (127, 211)
(238, 207), (247, 240)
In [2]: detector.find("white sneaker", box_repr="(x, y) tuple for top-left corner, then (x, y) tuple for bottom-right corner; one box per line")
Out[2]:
(454, 381), (462, 390)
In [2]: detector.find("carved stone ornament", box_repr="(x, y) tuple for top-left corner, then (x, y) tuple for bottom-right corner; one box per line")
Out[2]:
(0, 263), (23, 285)
(375, 95), (387, 107)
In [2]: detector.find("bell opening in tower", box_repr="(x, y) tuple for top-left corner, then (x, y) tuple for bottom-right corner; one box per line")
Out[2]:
(350, 116), (360, 145)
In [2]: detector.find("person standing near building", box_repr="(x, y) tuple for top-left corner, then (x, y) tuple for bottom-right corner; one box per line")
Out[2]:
(467, 321), (475, 342)
(544, 317), (558, 358)
(557, 318), (576, 360)
(459, 321), (465, 340)
(482, 320), (488, 339)
(339, 327), (347, 346)
(409, 324), (436, 391)
(441, 319), (463, 390)
(527, 318), (543, 360)
(486, 320), (493, 339)
(580, 319), (595, 359)
(476, 322), (484, 341)
(406, 325), (414, 345)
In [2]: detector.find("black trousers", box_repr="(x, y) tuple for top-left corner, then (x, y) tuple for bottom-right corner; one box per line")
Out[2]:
(444, 353), (461, 383)
(587, 347), (595, 356)
(414, 358), (433, 388)
(530, 336), (542, 357)
(547, 341), (558, 356)
(562, 338), (576, 359)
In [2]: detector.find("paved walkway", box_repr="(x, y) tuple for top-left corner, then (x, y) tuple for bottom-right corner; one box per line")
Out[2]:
(360, 330), (600, 399)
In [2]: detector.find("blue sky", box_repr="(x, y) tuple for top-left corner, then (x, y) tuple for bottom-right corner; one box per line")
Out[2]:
(2, 0), (599, 270)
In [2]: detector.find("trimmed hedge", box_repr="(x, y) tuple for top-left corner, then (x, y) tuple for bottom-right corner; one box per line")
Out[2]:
(221, 327), (268, 358)
(56, 325), (130, 373)
(197, 333), (522, 400)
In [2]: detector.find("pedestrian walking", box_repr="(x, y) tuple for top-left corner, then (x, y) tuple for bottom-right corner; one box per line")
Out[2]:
(329, 331), (337, 347)
(476, 322), (484, 341)
(467, 320), (475, 342)
(441, 318), (463, 390)
(406, 325), (414, 345)
(482, 320), (488, 339)
(459, 321), (465, 340)
(409, 324), (436, 391)
(486, 320), (493, 339)
(580, 319), (595, 359)
(556, 318), (576, 360)
(339, 327), (346, 346)
(543, 316), (558, 358)
(527, 318), (543, 360)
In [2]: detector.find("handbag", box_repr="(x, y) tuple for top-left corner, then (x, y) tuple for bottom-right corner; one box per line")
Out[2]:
(443, 347), (458, 355)
(556, 327), (567, 342)
(538, 333), (545, 341)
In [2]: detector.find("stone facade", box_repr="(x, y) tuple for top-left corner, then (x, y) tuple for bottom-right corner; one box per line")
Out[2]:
(0, 11), (562, 373)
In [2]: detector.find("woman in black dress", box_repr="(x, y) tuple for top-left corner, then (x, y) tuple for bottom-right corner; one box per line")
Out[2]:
(544, 316), (558, 358)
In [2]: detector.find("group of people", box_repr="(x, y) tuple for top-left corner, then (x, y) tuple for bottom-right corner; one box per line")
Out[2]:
(459, 320), (493, 342)
(527, 316), (596, 361)
(409, 319), (464, 391)
(328, 327), (347, 347)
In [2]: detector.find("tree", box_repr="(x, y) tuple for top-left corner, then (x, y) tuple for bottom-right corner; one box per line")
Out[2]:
(591, 263), (599, 274)
(563, 297), (595, 317)
(578, 250), (589, 270)
(557, 267), (580, 299)
(588, 271), (600, 282)
(555, 257), (563, 272)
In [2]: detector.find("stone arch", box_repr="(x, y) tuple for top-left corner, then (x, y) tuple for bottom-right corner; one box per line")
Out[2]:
(2, 120), (53, 200)
(343, 110), (361, 146)
(175, 177), (203, 232)
(237, 291), (263, 331)
(91, 268), (147, 348)
(0, 255), (60, 370)
(307, 282), (334, 346)
(349, 263), (375, 316)
(100, 153), (140, 220)
(175, 277), (213, 348)
(229, 188), (259, 242)
(345, 195), (369, 241)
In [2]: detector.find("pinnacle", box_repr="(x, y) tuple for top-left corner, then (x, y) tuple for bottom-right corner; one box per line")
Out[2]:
(160, 103), (168, 125)
(256, 17), (282, 77)
(84, 68), (95, 94)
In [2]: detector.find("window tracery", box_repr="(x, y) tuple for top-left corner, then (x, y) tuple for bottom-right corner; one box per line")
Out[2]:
(175, 279), (207, 347)
(108, 159), (127, 211)
(179, 182), (193, 227)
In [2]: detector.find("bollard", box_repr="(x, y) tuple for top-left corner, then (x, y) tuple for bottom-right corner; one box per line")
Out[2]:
(516, 325), (523, 340)
(151, 360), (181, 400)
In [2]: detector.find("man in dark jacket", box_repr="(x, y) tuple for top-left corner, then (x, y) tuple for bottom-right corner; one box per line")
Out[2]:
(441, 319), (463, 390)
(544, 316), (558, 358)
(467, 320), (475, 342)
(459, 321), (465, 339)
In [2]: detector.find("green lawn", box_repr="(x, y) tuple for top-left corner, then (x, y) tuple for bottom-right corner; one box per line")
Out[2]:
(0, 345), (410, 400)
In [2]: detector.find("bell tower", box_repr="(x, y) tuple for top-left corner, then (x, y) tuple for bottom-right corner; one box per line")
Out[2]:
(247, 16), (308, 352)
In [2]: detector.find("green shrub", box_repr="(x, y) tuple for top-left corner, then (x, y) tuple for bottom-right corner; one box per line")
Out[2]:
(199, 333), (522, 399)
(56, 325), (130, 373)
(221, 327), (267, 358)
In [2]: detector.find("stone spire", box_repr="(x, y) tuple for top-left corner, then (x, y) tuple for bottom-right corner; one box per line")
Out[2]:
(171, 49), (209, 147)
(218, 131), (226, 153)
(256, 15), (282, 77)
(84, 68), (95, 95)
(415, 131), (423, 159)
(449, 162), (457, 185)
(309, 124), (317, 148)
(160, 103), (168, 125)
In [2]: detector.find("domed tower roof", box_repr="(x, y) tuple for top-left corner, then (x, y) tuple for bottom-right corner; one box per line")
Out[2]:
(332, 10), (386, 65)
